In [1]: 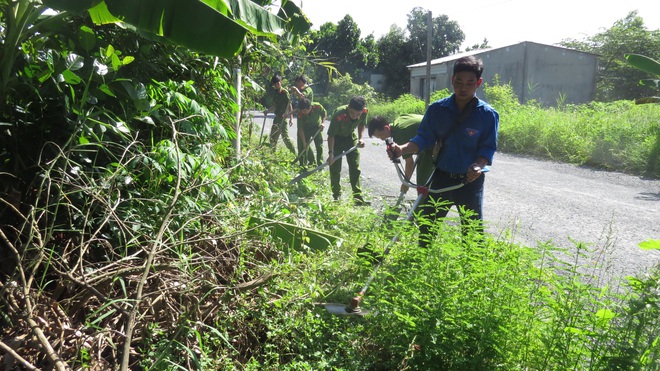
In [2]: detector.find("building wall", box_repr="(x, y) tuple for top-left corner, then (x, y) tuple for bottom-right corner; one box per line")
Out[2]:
(409, 42), (598, 107)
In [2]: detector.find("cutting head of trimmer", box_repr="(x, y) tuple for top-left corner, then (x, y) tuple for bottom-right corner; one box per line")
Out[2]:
(323, 296), (375, 316)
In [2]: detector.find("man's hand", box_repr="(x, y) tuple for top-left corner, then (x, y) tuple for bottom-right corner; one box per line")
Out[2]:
(400, 184), (409, 193)
(387, 142), (403, 161)
(466, 164), (483, 183)
(289, 119), (294, 127)
(357, 139), (365, 148)
(327, 152), (335, 165)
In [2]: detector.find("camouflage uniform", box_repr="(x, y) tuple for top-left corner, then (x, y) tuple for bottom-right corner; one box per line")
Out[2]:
(269, 88), (296, 154)
(296, 102), (326, 166)
(390, 114), (435, 185)
(327, 105), (368, 202)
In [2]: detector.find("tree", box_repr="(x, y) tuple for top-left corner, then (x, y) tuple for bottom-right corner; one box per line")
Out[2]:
(560, 11), (660, 102)
(308, 15), (378, 86)
(406, 7), (464, 64)
(466, 38), (491, 52)
(374, 7), (465, 98)
(376, 25), (413, 98)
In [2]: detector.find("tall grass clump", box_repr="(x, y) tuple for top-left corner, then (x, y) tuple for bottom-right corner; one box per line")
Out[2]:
(368, 90), (452, 121)
(486, 84), (660, 178)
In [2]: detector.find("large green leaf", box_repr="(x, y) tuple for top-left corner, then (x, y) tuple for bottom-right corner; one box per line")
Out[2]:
(103, 0), (249, 57)
(205, 0), (284, 38)
(625, 53), (660, 77)
(279, 0), (311, 35)
(43, 0), (301, 57)
(248, 217), (343, 252)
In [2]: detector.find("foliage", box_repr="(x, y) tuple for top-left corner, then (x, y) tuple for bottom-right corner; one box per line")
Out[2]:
(367, 90), (451, 121)
(315, 73), (376, 115)
(625, 53), (660, 104)
(372, 7), (465, 99)
(42, 0), (310, 58)
(406, 7), (464, 64)
(465, 38), (491, 52)
(375, 25), (415, 98)
(493, 96), (660, 178)
(307, 15), (379, 89)
(560, 11), (660, 102)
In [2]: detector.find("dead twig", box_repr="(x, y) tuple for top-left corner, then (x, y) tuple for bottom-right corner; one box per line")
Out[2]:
(0, 339), (41, 371)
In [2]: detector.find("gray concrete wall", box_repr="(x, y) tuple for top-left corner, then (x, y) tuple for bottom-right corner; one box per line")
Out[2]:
(408, 42), (598, 107)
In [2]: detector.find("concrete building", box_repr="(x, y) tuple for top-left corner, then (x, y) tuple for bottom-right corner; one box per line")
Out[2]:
(408, 41), (598, 107)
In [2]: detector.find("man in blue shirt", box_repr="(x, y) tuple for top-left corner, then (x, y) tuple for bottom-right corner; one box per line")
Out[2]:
(388, 56), (499, 247)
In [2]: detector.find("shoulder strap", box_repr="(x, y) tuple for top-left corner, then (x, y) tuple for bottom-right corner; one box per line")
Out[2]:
(442, 96), (478, 144)
(432, 97), (479, 166)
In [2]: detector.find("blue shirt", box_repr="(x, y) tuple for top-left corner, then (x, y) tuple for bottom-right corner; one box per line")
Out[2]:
(411, 95), (499, 174)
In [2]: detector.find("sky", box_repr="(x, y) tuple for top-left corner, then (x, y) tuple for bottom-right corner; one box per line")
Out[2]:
(293, 0), (660, 49)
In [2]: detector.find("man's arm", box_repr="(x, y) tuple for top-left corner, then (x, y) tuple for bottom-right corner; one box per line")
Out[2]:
(287, 102), (294, 126)
(297, 123), (307, 145)
(357, 123), (365, 148)
(327, 136), (335, 165)
(388, 141), (420, 160)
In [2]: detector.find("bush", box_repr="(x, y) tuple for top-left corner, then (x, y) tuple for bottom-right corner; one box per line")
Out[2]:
(316, 73), (376, 115)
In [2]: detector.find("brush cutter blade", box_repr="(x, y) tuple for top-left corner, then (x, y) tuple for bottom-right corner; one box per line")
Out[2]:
(323, 303), (376, 317)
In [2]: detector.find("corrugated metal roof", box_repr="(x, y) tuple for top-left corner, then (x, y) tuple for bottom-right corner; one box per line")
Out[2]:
(406, 41), (597, 69)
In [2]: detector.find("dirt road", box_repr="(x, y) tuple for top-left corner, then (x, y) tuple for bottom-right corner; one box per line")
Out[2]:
(254, 112), (660, 279)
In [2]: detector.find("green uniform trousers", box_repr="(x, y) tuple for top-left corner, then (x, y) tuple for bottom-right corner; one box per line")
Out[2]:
(297, 123), (323, 166)
(416, 149), (435, 186)
(270, 116), (296, 155)
(329, 135), (363, 200)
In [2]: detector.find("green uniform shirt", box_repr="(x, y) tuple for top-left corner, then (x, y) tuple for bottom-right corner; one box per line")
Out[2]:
(327, 105), (368, 138)
(391, 114), (423, 159)
(273, 88), (290, 116)
(298, 102), (326, 127)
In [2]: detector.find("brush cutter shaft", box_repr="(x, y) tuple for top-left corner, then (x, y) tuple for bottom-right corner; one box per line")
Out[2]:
(355, 190), (426, 297)
(288, 144), (359, 185)
(258, 114), (268, 145)
(290, 125), (324, 164)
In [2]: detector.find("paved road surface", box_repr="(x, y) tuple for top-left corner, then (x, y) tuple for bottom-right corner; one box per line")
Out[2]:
(251, 112), (660, 279)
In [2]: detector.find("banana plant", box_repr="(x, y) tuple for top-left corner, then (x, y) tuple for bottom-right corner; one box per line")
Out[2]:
(42, 0), (310, 57)
(625, 53), (660, 104)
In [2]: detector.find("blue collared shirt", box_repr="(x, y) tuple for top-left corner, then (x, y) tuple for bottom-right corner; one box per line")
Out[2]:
(411, 95), (499, 174)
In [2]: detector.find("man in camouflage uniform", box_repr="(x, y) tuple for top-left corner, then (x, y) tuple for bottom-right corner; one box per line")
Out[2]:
(290, 75), (314, 108)
(326, 96), (369, 205)
(264, 74), (296, 155)
(368, 114), (435, 193)
(296, 98), (326, 167)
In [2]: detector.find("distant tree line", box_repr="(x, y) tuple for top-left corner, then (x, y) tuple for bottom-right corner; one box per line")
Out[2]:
(268, 8), (658, 103)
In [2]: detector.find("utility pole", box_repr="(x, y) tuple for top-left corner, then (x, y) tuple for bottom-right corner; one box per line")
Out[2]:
(425, 10), (432, 109)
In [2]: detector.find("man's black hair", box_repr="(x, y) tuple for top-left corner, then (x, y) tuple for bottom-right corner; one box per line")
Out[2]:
(367, 115), (389, 138)
(298, 98), (311, 110)
(295, 75), (307, 84)
(348, 96), (366, 111)
(453, 56), (484, 79)
(271, 74), (282, 84)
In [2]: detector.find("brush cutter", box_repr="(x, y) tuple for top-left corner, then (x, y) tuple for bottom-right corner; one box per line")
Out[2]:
(290, 125), (324, 165)
(288, 144), (359, 186)
(323, 177), (467, 316)
(324, 141), (489, 316)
